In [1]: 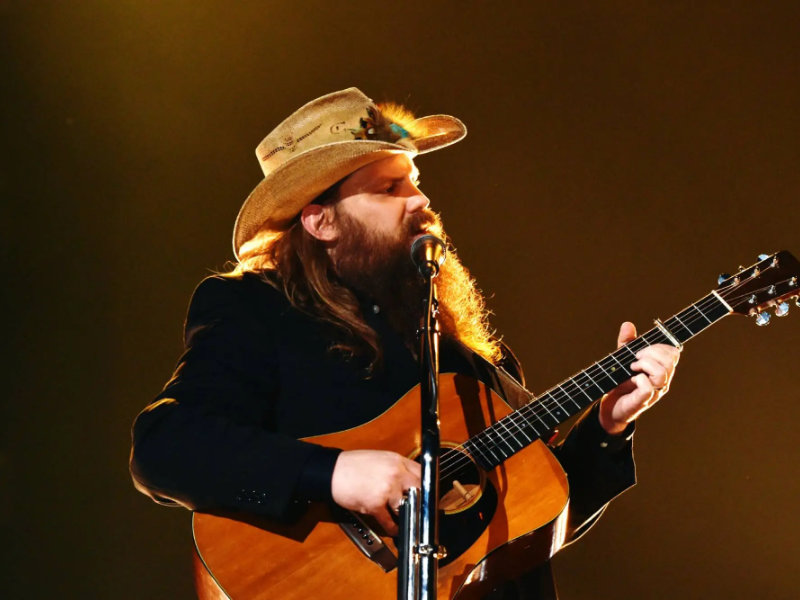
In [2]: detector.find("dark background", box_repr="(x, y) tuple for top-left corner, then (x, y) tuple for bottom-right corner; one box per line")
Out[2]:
(3, 2), (799, 598)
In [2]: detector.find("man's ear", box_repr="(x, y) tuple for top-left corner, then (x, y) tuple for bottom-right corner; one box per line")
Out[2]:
(300, 203), (339, 242)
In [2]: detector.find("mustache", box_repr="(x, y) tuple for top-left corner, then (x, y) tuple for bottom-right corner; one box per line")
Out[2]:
(406, 209), (442, 238)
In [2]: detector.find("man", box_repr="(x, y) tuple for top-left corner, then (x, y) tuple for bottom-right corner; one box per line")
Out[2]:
(130, 88), (679, 598)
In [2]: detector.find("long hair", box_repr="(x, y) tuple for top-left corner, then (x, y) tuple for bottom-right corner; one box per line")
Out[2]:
(229, 203), (503, 370)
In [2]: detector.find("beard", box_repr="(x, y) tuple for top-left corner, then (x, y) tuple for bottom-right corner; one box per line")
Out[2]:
(329, 206), (490, 354)
(313, 200), (500, 365)
(330, 208), (434, 335)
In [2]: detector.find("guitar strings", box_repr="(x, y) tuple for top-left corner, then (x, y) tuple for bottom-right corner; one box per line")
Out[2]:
(436, 271), (796, 480)
(438, 300), (697, 473)
(495, 274), (795, 436)
(437, 272), (794, 476)
(438, 294), (715, 474)
(437, 299), (723, 477)
(441, 264), (790, 474)
(438, 275), (796, 478)
(520, 276), (797, 422)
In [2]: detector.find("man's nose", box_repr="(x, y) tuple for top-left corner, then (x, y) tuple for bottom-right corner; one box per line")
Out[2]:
(406, 193), (430, 213)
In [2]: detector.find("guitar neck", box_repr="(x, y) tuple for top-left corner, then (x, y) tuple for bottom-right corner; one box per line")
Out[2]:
(464, 291), (733, 470)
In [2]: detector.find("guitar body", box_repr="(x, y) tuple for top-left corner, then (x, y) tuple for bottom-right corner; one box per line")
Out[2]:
(192, 373), (570, 600)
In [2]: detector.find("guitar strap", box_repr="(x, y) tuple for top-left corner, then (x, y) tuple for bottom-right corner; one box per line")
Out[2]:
(452, 340), (535, 411)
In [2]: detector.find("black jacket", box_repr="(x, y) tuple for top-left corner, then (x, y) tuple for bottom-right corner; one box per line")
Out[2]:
(130, 273), (636, 538)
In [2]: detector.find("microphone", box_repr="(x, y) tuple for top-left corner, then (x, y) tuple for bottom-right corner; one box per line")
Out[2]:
(410, 234), (446, 277)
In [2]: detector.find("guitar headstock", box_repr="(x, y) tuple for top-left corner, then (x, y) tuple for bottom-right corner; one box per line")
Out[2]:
(715, 251), (800, 324)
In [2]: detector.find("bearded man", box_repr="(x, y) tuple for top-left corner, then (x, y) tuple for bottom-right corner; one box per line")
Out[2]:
(130, 88), (680, 599)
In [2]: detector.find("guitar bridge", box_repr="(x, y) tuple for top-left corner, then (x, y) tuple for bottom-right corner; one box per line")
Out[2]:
(339, 511), (397, 572)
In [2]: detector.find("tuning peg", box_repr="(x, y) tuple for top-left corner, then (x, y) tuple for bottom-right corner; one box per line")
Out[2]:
(775, 302), (790, 317)
(754, 312), (771, 326)
(758, 253), (770, 261)
(717, 273), (731, 285)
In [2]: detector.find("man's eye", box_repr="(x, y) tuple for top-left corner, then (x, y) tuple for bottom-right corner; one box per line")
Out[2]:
(382, 178), (418, 193)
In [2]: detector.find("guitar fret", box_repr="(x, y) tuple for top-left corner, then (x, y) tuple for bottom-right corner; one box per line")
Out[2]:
(512, 410), (539, 439)
(506, 413), (533, 443)
(495, 418), (525, 452)
(516, 407), (544, 438)
(521, 404), (550, 437)
(490, 424), (518, 456)
(520, 399), (547, 430)
(642, 329), (669, 346)
(483, 426), (508, 459)
(474, 440), (495, 465)
(513, 411), (538, 441)
(593, 361), (620, 391)
(693, 304), (713, 325)
(552, 387), (570, 406)
(546, 388), (572, 423)
(676, 294), (730, 337)
(536, 391), (560, 425)
(474, 446), (501, 469)
(675, 306), (705, 336)
(669, 313), (694, 342)
(544, 403), (566, 424)
(609, 352), (632, 375)
(475, 432), (503, 465)
(702, 295), (733, 322)
(579, 368), (605, 400)
(604, 355), (631, 385)
(564, 379), (594, 407)
(463, 439), (490, 468)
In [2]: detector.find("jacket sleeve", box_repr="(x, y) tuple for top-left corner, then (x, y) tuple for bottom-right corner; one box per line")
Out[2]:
(551, 404), (636, 543)
(129, 276), (339, 520)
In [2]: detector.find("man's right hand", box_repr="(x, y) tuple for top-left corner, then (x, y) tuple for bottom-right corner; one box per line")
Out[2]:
(330, 449), (421, 535)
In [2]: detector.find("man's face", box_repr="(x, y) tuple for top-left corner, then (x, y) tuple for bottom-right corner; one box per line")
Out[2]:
(333, 154), (432, 245)
(328, 154), (441, 302)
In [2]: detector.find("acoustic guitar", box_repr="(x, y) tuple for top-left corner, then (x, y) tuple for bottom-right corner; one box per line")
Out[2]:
(192, 250), (799, 600)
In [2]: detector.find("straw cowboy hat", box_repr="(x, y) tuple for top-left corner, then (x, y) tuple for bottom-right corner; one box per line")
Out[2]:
(232, 87), (467, 258)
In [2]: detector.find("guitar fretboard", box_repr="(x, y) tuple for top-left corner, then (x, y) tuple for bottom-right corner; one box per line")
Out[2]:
(462, 292), (731, 470)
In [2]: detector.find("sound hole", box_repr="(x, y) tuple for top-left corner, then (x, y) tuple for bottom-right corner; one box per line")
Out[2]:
(438, 442), (485, 514)
(407, 442), (497, 566)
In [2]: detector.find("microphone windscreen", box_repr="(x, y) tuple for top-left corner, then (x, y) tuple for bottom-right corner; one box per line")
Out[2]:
(410, 235), (446, 274)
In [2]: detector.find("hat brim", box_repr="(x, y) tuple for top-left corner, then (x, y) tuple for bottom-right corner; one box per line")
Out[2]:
(233, 114), (466, 258)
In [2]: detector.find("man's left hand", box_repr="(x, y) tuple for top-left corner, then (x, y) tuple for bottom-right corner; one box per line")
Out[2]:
(598, 321), (681, 435)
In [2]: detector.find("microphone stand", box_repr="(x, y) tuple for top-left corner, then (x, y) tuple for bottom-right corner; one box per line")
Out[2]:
(399, 236), (445, 600)
(417, 265), (442, 600)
